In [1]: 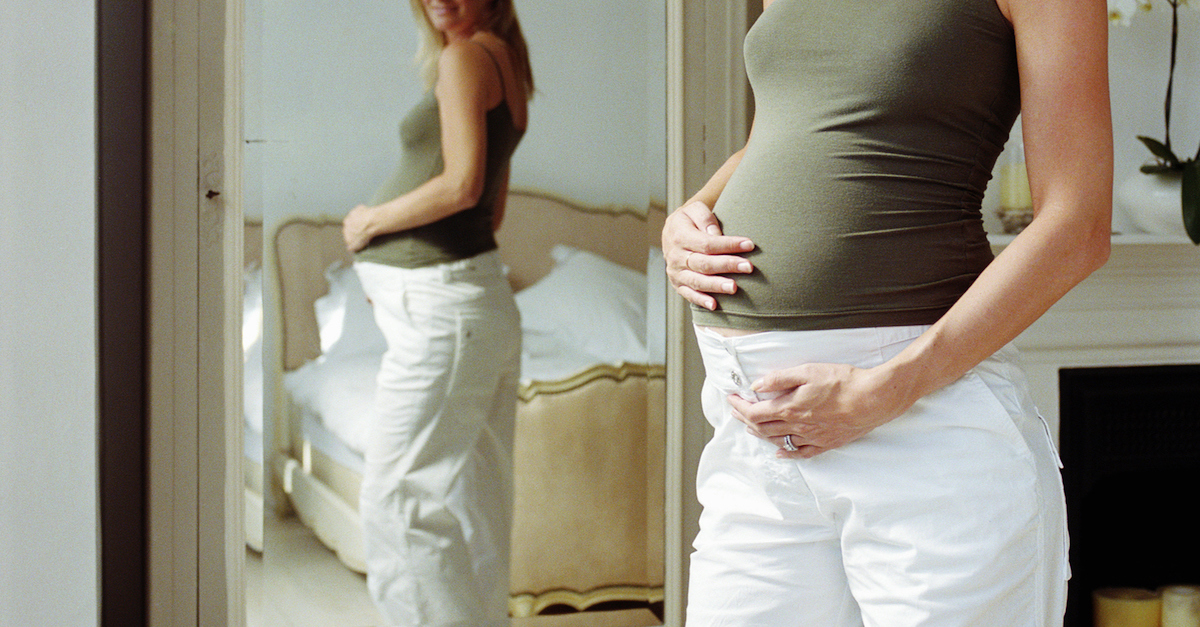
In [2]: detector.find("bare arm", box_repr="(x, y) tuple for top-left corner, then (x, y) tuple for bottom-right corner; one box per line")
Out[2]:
(876, 0), (1113, 410)
(735, 0), (1113, 457)
(343, 42), (492, 252)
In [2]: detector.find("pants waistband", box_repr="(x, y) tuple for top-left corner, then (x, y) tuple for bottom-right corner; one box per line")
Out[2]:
(356, 249), (505, 283)
(694, 324), (930, 371)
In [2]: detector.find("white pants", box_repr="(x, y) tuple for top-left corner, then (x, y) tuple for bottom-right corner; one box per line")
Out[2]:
(355, 252), (520, 627)
(688, 324), (1069, 627)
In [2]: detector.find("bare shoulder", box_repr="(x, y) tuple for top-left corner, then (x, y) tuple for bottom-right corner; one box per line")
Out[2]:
(1002, 0), (1105, 27)
(436, 40), (494, 97)
(470, 30), (509, 53)
(438, 39), (491, 76)
(465, 31), (518, 78)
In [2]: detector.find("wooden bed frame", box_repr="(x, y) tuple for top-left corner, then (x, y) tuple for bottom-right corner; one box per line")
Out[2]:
(268, 190), (667, 620)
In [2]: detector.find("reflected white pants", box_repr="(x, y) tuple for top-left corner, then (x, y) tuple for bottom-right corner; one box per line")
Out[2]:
(688, 324), (1069, 627)
(355, 252), (520, 627)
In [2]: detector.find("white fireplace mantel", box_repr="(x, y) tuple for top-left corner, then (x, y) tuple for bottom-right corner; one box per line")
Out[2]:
(990, 238), (1200, 437)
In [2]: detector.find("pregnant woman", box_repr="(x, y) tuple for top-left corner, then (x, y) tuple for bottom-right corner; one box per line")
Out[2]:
(663, 0), (1112, 624)
(341, 0), (532, 624)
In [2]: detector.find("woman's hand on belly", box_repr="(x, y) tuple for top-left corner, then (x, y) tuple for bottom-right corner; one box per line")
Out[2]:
(343, 204), (378, 252)
(727, 363), (912, 458)
(662, 200), (755, 310)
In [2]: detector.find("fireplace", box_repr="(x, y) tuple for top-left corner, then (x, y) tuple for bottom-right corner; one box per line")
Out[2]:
(1058, 365), (1200, 627)
(985, 239), (1200, 625)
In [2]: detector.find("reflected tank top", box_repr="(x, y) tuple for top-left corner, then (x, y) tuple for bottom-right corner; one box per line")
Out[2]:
(691, 0), (1021, 331)
(356, 44), (524, 269)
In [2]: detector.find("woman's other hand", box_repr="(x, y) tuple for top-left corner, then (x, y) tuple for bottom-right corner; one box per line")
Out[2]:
(662, 200), (755, 310)
(727, 363), (914, 458)
(343, 204), (377, 252)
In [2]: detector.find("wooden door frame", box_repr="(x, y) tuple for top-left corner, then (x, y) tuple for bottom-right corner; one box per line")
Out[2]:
(146, 0), (244, 624)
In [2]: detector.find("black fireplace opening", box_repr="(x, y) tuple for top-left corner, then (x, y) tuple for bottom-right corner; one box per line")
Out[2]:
(1059, 364), (1200, 627)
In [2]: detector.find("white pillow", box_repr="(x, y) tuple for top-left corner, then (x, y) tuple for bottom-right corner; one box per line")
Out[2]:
(515, 245), (648, 370)
(314, 262), (387, 358)
(243, 264), (264, 435)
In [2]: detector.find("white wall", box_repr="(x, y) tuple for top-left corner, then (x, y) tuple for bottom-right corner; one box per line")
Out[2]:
(243, 0), (666, 226)
(0, 1), (99, 625)
(1108, 8), (1199, 233)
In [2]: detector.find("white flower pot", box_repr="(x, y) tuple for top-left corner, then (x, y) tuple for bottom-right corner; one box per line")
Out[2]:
(1117, 171), (1187, 237)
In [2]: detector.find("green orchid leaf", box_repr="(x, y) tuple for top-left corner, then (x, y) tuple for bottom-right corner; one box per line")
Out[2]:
(1137, 136), (1182, 167)
(1183, 160), (1200, 245)
(1141, 163), (1179, 174)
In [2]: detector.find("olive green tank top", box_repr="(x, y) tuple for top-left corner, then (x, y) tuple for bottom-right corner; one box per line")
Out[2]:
(691, 0), (1021, 331)
(356, 44), (524, 268)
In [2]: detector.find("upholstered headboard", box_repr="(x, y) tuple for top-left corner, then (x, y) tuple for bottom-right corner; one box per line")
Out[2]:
(493, 191), (665, 292)
(274, 190), (666, 371)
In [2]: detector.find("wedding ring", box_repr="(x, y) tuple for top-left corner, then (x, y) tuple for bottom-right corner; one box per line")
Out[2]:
(685, 251), (696, 270)
(783, 434), (798, 452)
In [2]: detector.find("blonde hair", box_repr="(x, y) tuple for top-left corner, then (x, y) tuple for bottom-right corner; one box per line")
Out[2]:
(409, 0), (535, 99)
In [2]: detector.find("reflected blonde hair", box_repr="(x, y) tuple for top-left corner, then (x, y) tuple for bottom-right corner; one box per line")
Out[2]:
(409, 0), (534, 99)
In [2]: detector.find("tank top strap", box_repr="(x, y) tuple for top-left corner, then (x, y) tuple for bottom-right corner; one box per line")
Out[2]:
(472, 41), (508, 100)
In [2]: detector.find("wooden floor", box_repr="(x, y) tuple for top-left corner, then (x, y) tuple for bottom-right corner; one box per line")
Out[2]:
(246, 516), (383, 627)
(245, 516), (660, 627)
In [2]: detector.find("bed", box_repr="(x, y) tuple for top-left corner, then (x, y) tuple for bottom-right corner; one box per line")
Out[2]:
(267, 191), (667, 620)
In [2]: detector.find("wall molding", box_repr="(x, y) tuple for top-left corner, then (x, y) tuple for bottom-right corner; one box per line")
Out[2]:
(1001, 243), (1200, 437)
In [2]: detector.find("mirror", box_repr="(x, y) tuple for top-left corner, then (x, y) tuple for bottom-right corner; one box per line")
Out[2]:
(240, 1), (667, 625)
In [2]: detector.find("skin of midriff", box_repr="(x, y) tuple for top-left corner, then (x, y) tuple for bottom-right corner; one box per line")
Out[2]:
(699, 325), (764, 337)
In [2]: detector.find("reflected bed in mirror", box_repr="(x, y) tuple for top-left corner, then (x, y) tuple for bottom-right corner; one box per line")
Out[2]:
(256, 191), (666, 625)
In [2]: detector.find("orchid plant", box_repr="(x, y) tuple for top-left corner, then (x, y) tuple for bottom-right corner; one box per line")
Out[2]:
(1109, 0), (1198, 243)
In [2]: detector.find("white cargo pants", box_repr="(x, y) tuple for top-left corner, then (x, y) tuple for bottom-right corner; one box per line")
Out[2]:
(688, 324), (1069, 627)
(355, 252), (520, 627)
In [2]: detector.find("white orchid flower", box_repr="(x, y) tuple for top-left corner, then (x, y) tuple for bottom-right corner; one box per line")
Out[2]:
(1108, 0), (1153, 24)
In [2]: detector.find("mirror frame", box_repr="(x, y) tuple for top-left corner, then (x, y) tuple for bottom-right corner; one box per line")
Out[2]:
(141, 1), (751, 625)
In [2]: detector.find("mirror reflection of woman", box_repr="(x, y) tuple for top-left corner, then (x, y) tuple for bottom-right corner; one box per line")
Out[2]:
(663, 0), (1111, 624)
(341, 0), (532, 624)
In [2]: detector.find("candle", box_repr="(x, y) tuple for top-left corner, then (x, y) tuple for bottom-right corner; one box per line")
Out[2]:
(998, 161), (1032, 212)
(1094, 588), (1162, 627)
(1161, 586), (1200, 627)
(995, 136), (1033, 233)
